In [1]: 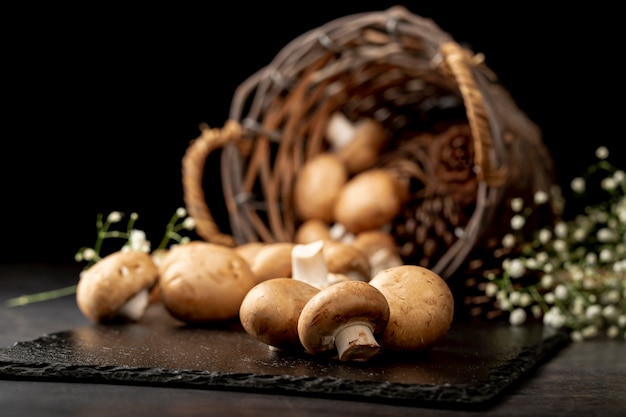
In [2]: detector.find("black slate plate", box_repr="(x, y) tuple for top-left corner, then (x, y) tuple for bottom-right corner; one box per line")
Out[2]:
(0, 303), (569, 410)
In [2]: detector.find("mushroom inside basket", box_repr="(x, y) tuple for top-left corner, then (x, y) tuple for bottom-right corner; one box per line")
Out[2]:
(182, 6), (558, 318)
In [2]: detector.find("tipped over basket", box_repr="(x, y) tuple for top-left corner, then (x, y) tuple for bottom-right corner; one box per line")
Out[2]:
(181, 6), (557, 289)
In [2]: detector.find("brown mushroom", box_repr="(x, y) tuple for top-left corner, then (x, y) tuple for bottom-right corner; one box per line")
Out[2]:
(326, 112), (389, 174)
(369, 265), (454, 352)
(76, 250), (159, 323)
(333, 168), (409, 234)
(294, 219), (332, 244)
(158, 241), (257, 323)
(351, 229), (404, 276)
(322, 240), (371, 282)
(297, 280), (390, 361)
(239, 278), (320, 351)
(242, 242), (295, 284)
(293, 152), (348, 223)
(291, 240), (350, 289)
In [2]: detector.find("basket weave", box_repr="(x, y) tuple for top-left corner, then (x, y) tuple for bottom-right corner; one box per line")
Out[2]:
(181, 6), (556, 288)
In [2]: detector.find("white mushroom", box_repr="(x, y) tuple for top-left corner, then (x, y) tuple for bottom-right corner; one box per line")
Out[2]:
(369, 265), (454, 352)
(76, 250), (159, 323)
(158, 241), (257, 323)
(239, 277), (320, 351)
(297, 280), (390, 361)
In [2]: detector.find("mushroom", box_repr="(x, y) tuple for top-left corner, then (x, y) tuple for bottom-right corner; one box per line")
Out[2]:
(351, 229), (404, 276)
(294, 219), (332, 244)
(322, 240), (371, 282)
(293, 152), (348, 223)
(158, 241), (257, 323)
(76, 250), (159, 323)
(297, 280), (390, 361)
(291, 240), (349, 289)
(239, 277), (320, 351)
(333, 168), (409, 234)
(234, 241), (266, 264)
(325, 112), (389, 174)
(369, 265), (454, 352)
(242, 242), (295, 284)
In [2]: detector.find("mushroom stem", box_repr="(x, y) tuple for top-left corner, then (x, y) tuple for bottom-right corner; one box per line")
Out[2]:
(334, 322), (380, 362)
(116, 288), (150, 321)
(291, 240), (330, 289)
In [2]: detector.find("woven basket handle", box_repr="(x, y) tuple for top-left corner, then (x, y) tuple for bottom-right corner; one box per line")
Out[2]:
(182, 119), (243, 247)
(439, 41), (506, 186)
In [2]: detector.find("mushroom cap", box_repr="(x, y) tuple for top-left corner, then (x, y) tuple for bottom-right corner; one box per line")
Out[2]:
(294, 219), (332, 244)
(369, 265), (454, 352)
(322, 240), (371, 282)
(158, 241), (257, 323)
(297, 280), (389, 356)
(335, 118), (388, 174)
(246, 242), (295, 284)
(352, 229), (404, 275)
(234, 242), (266, 264)
(239, 277), (320, 350)
(333, 169), (406, 234)
(76, 250), (159, 323)
(294, 153), (348, 223)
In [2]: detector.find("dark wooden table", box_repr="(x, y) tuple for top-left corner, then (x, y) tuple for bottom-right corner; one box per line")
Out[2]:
(1, 263), (624, 417)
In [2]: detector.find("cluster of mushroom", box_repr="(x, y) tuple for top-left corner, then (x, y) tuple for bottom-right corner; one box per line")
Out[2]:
(75, 237), (454, 363)
(239, 239), (455, 361)
(293, 112), (412, 277)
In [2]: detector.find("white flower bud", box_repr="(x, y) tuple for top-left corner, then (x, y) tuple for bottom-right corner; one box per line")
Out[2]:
(510, 197), (524, 212)
(570, 177), (585, 194)
(509, 308), (527, 326)
(555, 284), (569, 300)
(107, 211), (122, 223)
(595, 146), (609, 159)
(585, 304), (602, 321)
(510, 214), (526, 231)
(176, 207), (187, 217)
(534, 190), (549, 205)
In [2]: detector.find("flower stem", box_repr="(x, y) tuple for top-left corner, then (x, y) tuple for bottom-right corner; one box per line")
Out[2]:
(4, 284), (78, 308)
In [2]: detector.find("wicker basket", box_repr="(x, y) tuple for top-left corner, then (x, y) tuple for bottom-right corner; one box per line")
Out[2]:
(181, 6), (557, 292)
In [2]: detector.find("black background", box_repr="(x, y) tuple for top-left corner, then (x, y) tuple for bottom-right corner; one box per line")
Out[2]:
(2, 2), (621, 266)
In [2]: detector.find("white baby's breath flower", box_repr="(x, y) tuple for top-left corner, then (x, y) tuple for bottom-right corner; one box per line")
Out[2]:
(82, 248), (96, 261)
(554, 284), (569, 300)
(501, 233), (516, 248)
(552, 239), (567, 254)
(585, 304), (602, 321)
(485, 282), (498, 297)
(538, 229), (552, 245)
(599, 248), (613, 263)
(595, 146), (609, 159)
(182, 217), (196, 230)
(597, 228), (617, 243)
(607, 325), (620, 339)
(570, 177), (585, 194)
(127, 229), (151, 253)
(613, 170), (625, 183)
(534, 190), (549, 205)
(540, 273), (554, 288)
(510, 214), (526, 231)
(176, 207), (187, 217)
(510, 197), (524, 212)
(107, 211), (122, 223)
(601, 177), (617, 191)
(509, 308), (527, 326)
(554, 221), (568, 238)
(505, 258), (526, 278)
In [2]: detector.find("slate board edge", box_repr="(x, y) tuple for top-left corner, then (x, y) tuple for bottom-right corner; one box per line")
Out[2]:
(0, 329), (570, 410)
